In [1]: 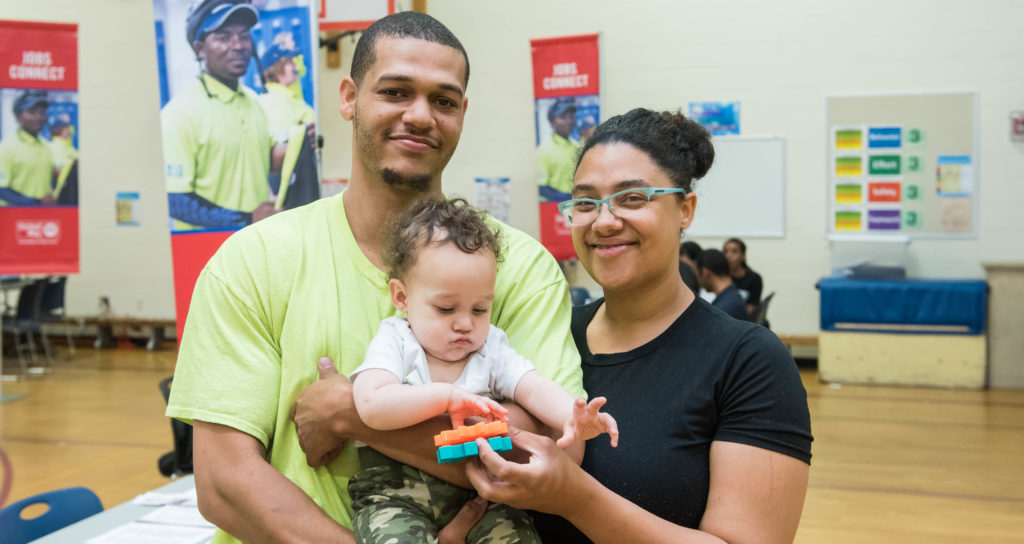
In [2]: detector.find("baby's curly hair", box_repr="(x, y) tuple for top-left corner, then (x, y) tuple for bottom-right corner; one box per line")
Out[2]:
(384, 197), (504, 281)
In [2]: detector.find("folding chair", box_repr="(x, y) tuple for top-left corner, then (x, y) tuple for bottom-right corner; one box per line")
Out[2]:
(1, 279), (47, 374)
(39, 276), (76, 359)
(0, 486), (103, 544)
(752, 291), (775, 328)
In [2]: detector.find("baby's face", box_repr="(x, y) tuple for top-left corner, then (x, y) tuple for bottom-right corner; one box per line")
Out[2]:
(395, 242), (496, 364)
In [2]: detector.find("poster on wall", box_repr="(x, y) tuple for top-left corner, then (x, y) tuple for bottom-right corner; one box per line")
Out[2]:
(153, 0), (320, 341)
(826, 93), (977, 238)
(531, 33), (600, 262)
(0, 20), (79, 275)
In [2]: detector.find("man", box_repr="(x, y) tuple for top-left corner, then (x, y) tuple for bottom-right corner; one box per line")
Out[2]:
(0, 90), (55, 206)
(257, 43), (315, 143)
(166, 11), (583, 543)
(536, 96), (578, 202)
(161, 0), (281, 230)
(698, 248), (751, 321)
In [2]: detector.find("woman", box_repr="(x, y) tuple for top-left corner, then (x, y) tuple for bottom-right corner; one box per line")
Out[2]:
(724, 237), (763, 318)
(465, 109), (812, 544)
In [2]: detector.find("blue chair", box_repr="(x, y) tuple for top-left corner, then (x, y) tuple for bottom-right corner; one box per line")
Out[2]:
(0, 487), (103, 544)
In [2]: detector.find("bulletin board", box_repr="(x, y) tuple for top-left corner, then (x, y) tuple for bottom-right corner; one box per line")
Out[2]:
(826, 92), (978, 238)
(687, 137), (786, 238)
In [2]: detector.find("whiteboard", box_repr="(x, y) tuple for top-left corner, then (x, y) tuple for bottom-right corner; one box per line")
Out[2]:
(686, 137), (786, 238)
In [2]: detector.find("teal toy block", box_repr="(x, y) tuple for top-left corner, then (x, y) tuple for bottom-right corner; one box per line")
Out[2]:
(436, 436), (512, 464)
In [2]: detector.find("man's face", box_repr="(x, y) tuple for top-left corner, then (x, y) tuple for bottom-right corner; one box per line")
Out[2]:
(551, 110), (576, 138)
(195, 23), (254, 83)
(16, 104), (47, 136)
(347, 36), (468, 193)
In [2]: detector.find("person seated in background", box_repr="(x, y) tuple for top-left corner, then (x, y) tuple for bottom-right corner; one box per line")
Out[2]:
(678, 240), (701, 293)
(724, 237), (763, 317)
(698, 248), (750, 321)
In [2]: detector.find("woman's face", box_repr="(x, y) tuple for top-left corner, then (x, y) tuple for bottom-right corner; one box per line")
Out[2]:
(570, 143), (695, 293)
(723, 241), (744, 269)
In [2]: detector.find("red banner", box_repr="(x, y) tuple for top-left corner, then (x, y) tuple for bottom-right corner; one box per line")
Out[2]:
(169, 231), (235, 343)
(0, 20), (79, 275)
(531, 34), (600, 261)
(0, 21), (78, 91)
(531, 34), (600, 100)
(0, 207), (79, 274)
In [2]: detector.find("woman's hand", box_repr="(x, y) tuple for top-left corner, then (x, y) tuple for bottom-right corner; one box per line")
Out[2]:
(465, 427), (589, 516)
(556, 397), (619, 449)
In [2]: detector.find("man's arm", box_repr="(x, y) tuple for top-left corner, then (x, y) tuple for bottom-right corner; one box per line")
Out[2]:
(0, 186), (41, 206)
(193, 421), (354, 544)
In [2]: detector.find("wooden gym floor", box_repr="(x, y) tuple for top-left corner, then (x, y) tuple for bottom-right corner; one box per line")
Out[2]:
(1, 347), (1023, 543)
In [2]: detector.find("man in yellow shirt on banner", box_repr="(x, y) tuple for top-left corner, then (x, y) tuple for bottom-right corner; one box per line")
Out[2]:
(536, 96), (579, 202)
(161, 0), (283, 230)
(0, 90), (56, 206)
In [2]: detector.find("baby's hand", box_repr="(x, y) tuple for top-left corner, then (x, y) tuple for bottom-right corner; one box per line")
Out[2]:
(448, 387), (509, 429)
(556, 397), (619, 449)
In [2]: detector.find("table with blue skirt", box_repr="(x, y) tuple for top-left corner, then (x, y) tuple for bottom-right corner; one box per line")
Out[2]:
(816, 277), (988, 388)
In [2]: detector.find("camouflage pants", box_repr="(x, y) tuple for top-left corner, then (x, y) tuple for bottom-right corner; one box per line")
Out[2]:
(349, 447), (540, 544)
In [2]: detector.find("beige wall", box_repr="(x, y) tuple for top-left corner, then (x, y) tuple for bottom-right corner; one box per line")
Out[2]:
(2, 0), (1022, 335)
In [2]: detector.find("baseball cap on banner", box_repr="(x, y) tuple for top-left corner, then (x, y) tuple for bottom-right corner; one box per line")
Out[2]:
(186, 0), (259, 44)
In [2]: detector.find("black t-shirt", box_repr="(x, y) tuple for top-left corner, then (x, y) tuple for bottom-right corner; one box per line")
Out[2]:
(533, 297), (812, 542)
(732, 268), (763, 305)
(712, 284), (750, 321)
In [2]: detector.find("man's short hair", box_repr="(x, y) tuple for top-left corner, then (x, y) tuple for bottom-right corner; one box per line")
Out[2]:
(697, 248), (730, 277)
(350, 11), (469, 87)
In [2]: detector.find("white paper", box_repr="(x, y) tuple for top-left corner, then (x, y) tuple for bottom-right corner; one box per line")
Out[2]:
(85, 521), (214, 544)
(132, 488), (199, 507)
(138, 505), (215, 528)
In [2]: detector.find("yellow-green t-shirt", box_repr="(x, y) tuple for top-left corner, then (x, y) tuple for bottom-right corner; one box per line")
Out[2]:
(258, 82), (315, 143)
(536, 133), (578, 196)
(161, 73), (274, 230)
(0, 130), (54, 201)
(166, 192), (583, 543)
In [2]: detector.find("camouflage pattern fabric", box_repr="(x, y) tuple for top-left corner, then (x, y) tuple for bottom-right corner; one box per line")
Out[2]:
(350, 447), (540, 544)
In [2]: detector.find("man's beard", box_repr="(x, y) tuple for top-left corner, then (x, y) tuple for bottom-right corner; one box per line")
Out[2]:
(380, 168), (433, 193)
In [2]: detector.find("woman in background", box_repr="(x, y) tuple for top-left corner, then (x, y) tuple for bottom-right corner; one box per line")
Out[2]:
(724, 237), (763, 317)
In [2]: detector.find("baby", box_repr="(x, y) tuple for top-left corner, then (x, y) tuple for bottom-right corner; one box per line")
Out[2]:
(347, 197), (617, 544)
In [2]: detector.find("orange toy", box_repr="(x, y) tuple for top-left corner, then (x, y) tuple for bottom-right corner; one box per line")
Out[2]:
(433, 421), (509, 447)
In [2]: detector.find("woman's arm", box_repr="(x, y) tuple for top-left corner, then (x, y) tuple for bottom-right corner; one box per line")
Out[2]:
(467, 429), (808, 544)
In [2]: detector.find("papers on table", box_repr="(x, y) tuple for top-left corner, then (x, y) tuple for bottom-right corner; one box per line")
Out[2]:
(87, 502), (215, 544)
(132, 488), (199, 507)
(85, 522), (214, 544)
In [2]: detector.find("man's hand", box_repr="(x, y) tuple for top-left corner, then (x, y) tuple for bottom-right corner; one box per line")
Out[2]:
(291, 357), (365, 467)
(556, 397), (619, 449)
(448, 387), (509, 429)
(252, 200), (279, 223)
(437, 496), (488, 544)
(40, 193), (57, 206)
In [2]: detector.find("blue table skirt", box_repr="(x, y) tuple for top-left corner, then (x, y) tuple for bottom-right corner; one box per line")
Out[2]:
(818, 278), (987, 334)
